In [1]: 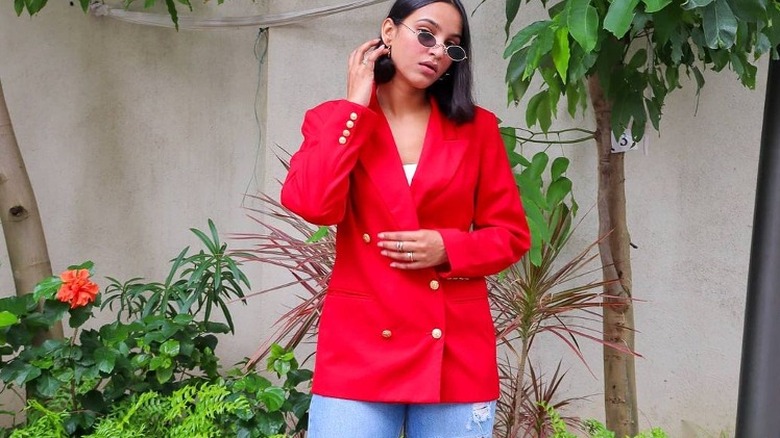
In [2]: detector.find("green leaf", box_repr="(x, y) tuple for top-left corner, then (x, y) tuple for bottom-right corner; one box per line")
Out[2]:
(53, 367), (74, 383)
(537, 93), (553, 132)
(69, 305), (93, 328)
(604, 0), (641, 39)
(16, 363), (42, 386)
(525, 218), (544, 266)
(260, 387), (286, 412)
(307, 226), (329, 243)
(14, 0), (24, 16)
(33, 276), (62, 301)
(506, 0), (522, 38)
(78, 0), (89, 12)
(27, 0), (48, 14)
(551, 157), (570, 181)
(525, 92), (544, 129)
(552, 26), (571, 81)
(567, 45), (597, 82)
(567, 0), (599, 52)
(149, 355), (171, 371)
(526, 91), (554, 132)
(546, 177), (573, 207)
(627, 49), (647, 69)
(95, 347), (118, 374)
(702, 0), (738, 49)
(652, 3), (682, 45)
(529, 152), (550, 183)
(756, 31), (772, 57)
(641, 0), (672, 12)
(0, 311), (18, 328)
(34, 373), (61, 398)
(682, 0), (715, 9)
(508, 77), (531, 106)
(645, 98), (662, 130)
(286, 368), (314, 388)
(524, 27), (556, 79)
(691, 66), (705, 93)
(160, 339), (181, 356)
(164, 0), (179, 30)
(257, 411), (286, 436)
(565, 82), (580, 118)
(728, 0), (766, 20)
(500, 127), (517, 156)
(131, 353), (151, 368)
(665, 64), (680, 89)
(506, 47), (530, 84)
(504, 21), (551, 57)
(156, 366), (174, 384)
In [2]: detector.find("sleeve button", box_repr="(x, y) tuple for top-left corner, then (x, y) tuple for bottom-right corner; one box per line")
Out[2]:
(429, 280), (440, 291)
(349, 112), (358, 121)
(382, 329), (392, 338)
(431, 328), (442, 339)
(338, 136), (347, 145)
(362, 233), (371, 243)
(343, 129), (351, 137)
(346, 120), (355, 129)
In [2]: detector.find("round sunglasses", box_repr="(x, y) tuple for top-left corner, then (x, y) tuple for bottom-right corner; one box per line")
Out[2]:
(398, 22), (467, 62)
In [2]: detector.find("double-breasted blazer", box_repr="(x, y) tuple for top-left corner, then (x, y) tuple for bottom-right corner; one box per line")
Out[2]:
(281, 94), (530, 403)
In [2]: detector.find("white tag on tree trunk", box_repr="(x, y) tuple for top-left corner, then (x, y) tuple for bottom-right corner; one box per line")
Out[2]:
(611, 130), (638, 153)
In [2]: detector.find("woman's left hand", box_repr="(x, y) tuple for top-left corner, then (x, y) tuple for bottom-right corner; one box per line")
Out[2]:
(377, 230), (448, 270)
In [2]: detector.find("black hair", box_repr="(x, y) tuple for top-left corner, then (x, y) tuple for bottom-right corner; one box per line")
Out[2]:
(374, 0), (475, 124)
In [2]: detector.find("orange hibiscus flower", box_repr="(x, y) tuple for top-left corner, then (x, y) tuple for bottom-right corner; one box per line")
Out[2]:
(56, 269), (99, 309)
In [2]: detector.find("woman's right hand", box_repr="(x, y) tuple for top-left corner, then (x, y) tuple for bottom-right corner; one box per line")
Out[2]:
(347, 38), (390, 107)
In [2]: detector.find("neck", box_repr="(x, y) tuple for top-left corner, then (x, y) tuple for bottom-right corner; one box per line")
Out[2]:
(375, 82), (429, 117)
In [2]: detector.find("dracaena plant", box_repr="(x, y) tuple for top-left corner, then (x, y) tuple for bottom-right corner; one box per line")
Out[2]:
(231, 191), (335, 369)
(490, 150), (638, 437)
(496, 360), (586, 438)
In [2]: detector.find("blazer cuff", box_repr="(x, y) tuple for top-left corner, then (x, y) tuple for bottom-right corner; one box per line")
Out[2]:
(320, 100), (379, 149)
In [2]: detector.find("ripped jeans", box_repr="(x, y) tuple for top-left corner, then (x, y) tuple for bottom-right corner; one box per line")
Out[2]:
(307, 394), (496, 438)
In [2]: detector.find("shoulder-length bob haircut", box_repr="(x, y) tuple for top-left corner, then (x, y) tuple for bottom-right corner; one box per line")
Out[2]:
(374, 0), (475, 124)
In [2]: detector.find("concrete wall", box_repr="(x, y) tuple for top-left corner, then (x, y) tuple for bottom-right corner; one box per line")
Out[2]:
(0, 0), (764, 436)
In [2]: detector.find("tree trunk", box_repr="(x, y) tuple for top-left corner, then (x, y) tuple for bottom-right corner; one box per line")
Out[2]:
(588, 74), (638, 437)
(0, 78), (63, 340)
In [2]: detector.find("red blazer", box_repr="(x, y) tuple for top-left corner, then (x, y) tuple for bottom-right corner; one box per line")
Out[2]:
(281, 95), (530, 403)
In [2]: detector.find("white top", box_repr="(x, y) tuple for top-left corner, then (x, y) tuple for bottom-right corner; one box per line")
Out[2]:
(403, 163), (418, 185)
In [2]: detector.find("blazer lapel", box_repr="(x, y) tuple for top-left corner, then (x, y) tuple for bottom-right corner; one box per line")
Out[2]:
(358, 95), (420, 231)
(410, 99), (469, 210)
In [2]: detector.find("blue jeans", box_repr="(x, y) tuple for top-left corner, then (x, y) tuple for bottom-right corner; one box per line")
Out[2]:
(307, 394), (497, 438)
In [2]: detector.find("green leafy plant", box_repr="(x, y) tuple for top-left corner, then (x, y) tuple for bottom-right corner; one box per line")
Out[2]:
(0, 221), (256, 434)
(498, 0), (780, 433)
(7, 347), (311, 438)
(491, 150), (636, 437)
(539, 402), (669, 438)
(233, 191), (335, 368)
(12, 0), (211, 29)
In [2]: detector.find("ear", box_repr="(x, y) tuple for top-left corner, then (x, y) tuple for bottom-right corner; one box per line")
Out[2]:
(380, 18), (397, 46)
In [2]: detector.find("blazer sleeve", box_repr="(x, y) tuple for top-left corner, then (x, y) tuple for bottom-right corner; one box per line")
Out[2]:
(281, 100), (379, 225)
(435, 111), (530, 278)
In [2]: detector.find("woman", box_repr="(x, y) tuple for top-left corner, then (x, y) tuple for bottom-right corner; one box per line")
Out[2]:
(281, 0), (530, 436)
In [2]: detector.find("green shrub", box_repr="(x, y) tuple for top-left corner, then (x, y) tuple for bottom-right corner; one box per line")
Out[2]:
(0, 221), (312, 436)
(544, 403), (669, 438)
